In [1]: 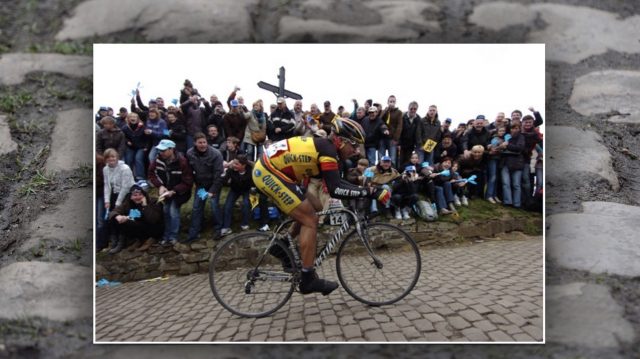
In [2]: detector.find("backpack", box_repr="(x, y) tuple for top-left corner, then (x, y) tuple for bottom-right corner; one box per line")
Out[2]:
(413, 200), (438, 222)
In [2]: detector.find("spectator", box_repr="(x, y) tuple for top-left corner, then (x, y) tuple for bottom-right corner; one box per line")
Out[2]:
(441, 118), (453, 137)
(499, 123), (526, 208)
(204, 102), (226, 136)
(96, 154), (108, 252)
(132, 89), (163, 122)
(186, 133), (224, 242)
(115, 107), (128, 129)
(166, 111), (188, 154)
(223, 99), (251, 141)
(95, 106), (109, 127)
(458, 144), (488, 201)
(181, 93), (206, 150)
(144, 108), (168, 162)
(102, 148), (135, 253)
(462, 115), (491, 157)
(367, 155), (399, 215)
(318, 100), (336, 135)
(433, 133), (458, 165)
(220, 136), (246, 175)
(452, 122), (467, 151)
(420, 105), (442, 165)
(379, 95), (403, 168)
(392, 165), (420, 220)
(96, 116), (126, 156)
(362, 106), (389, 166)
(206, 124), (225, 150)
(148, 139), (194, 245)
(487, 112), (507, 133)
(521, 114), (543, 208)
(486, 126), (507, 203)
(121, 112), (149, 181)
(292, 100), (307, 135)
(398, 101), (422, 167)
(220, 155), (253, 236)
(227, 86), (249, 113)
(430, 157), (456, 215)
(267, 97), (296, 142)
(107, 184), (164, 254)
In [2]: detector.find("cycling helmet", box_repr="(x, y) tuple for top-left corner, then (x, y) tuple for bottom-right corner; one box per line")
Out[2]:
(331, 117), (365, 144)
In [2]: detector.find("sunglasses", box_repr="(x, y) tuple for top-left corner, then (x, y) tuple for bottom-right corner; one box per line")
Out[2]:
(340, 137), (358, 146)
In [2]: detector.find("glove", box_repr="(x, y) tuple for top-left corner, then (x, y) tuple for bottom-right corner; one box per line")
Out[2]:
(371, 187), (391, 207)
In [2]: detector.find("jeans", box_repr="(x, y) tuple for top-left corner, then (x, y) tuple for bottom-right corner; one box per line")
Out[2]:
(162, 198), (182, 241)
(148, 146), (158, 163)
(366, 147), (378, 166)
(242, 142), (257, 162)
(186, 135), (194, 151)
(486, 159), (499, 199)
(535, 167), (543, 194)
(125, 147), (147, 180)
(501, 167), (523, 208)
(222, 189), (250, 229)
(434, 182), (454, 210)
(96, 196), (108, 250)
(521, 166), (532, 207)
(187, 191), (222, 240)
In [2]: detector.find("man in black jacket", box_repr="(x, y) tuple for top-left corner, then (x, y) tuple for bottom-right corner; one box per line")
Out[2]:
(186, 133), (224, 242)
(398, 101), (422, 167)
(362, 106), (389, 166)
(267, 97), (296, 142)
(462, 115), (492, 158)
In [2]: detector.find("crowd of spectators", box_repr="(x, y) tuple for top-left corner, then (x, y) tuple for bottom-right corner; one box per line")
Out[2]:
(95, 80), (543, 253)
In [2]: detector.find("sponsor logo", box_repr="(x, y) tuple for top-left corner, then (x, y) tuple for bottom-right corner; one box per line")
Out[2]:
(254, 169), (262, 177)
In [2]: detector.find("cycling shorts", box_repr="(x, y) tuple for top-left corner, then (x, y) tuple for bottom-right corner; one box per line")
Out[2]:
(252, 155), (305, 214)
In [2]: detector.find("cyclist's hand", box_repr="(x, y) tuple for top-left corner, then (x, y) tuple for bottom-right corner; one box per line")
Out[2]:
(371, 187), (391, 206)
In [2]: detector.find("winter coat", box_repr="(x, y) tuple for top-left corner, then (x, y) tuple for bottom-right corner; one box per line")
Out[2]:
(167, 118), (188, 154)
(267, 108), (296, 142)
(500, 132), (526, 171)
(145, 118), (168, 147)
(122, 122), (150, 151)
(380, 107), (403, 142)
(223, 110), (250, 141)
(400, 112), (423, 151)
(462, 127), (491, 152)
(421, 117), (442, 144)
(220, 163), (254, 193)
(108, 191), (164, 228)
(148, 153), (194, 206)
(186, 145), (224, 195)
(96, 127), (127, 156)
(362, 116), (388, 149)
(367, 164), (400, 186)
(103, 160), (135, 206)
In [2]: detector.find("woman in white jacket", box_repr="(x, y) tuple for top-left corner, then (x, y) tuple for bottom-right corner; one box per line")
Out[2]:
(103, 148), (135, 253)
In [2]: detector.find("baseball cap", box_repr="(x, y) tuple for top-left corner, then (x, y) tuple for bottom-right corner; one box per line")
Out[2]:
(445, 118), (452, 124)
(405, 165), (416, 172)
(368, 107), (377, 113)
(476, 114), (486, 120)
(99, 106), (108, 112)
(230, 99), (239, 107)
(277, 97), (285, 104)
(156, 139), (176, 151)
(381, 155), (391, 162)
(119, 107), (128, 113)
(148, 99), (157, 105)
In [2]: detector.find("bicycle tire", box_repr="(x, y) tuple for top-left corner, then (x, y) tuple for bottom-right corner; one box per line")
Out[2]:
(209, 232), (296, 318)
(336, 223), (421, 306)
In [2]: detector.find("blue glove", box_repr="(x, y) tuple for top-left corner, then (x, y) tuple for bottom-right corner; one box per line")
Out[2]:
(171, 98), (178, 105)
(197, 188), (209, 200)
(467, 174), (478, 185)
(491, 137), (500, 146)
(438, 169), (450, 177)
(128, 209), (141, 219)
(504, 134), (512, 142)
(163, 129), (170, 136)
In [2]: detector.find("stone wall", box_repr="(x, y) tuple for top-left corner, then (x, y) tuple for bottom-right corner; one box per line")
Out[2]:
(96, 215), (542, 282)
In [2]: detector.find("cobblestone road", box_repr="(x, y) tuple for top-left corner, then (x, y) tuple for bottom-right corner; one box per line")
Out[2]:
(96, 236), (542, 342)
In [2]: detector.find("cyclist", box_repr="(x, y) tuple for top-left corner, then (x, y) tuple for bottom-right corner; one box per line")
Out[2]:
(252, 117), (391, 295)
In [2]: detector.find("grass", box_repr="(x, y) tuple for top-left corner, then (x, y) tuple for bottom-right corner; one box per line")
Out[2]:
(0, 317), (43, 339)
(18, 170), (54, 197)
(0, 90), (32, 113)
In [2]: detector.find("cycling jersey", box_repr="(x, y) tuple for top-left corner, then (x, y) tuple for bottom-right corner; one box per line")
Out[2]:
(252, 136), (368, 214)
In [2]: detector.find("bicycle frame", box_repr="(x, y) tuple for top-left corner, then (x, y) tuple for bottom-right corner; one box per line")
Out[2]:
(266, 206), (382, 271)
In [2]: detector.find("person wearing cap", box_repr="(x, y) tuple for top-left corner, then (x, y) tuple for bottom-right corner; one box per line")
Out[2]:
(148, 139), (194, 246)
(379, 95), (403, 169)
(252, 118), (390, 296)
(365, 155), (400, 216)
(361, 105), (389, 166)
(95, 106), (109, 127)
(391, 164), (420, 220)
(398, 101), (422, 167)
(318, 100), (336, 135)
(144, 108), (169, 162)
(462, 115), (491, 158)
(441, 117), (453, 137)
(223, 98), (251, 143)
(186, 132), (224, 243)
(96, 116), (127, 156)
(220, 154), (254, 236)
(420, 104), (443, 166)
(107, 183), (164, 253)
(115, 107), (129, 129)
(267, 97), (296, 142)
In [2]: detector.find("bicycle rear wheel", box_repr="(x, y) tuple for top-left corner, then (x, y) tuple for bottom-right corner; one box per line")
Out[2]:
(336, 223), (421, 306)
(209, 232), (296, 318)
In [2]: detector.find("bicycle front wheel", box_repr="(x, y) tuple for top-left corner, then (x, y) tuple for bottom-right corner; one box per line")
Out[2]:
(209, 232), (296, 318)
(336, 223), (421, 306)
